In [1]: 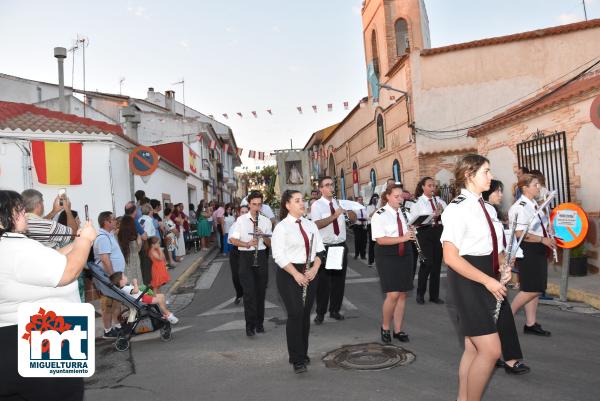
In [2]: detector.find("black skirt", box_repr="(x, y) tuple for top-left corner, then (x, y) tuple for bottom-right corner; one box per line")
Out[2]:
(517, 242), (548, 293)
(374, 243), (414, 293)
(447, 254), (497, 337)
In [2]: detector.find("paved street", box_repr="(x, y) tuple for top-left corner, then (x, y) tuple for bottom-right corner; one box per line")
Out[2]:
(86, 248), (600, 401)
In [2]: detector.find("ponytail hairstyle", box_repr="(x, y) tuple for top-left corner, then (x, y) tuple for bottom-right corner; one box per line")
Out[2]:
(517, 173), (537, 191)
(279, 190), (301, 221)
(414, 176), (434, 198)
(454, 154), (490, 189)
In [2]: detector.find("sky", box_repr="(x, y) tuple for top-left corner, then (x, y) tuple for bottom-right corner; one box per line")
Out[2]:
(1, 0), (598, 168)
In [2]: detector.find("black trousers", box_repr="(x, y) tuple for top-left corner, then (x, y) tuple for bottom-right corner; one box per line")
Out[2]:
(352, 225), (367, 258)
(139, 247), (152, 286)
(416, 225), (443, 300)
(229, 246), (243, 298)
(367, 225), (375, 265)
(276, 264), (317, 364)
(217, 224), (224, 253)
(0, 325), (84, 401)
(497, 299), (524, 361)
(238, 250), (268, 328)
(315, 242), (348, 316)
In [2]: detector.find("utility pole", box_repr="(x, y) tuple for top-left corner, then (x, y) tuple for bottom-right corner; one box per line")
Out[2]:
(583, 0), (588, 21)
(119, 77), (125, 95)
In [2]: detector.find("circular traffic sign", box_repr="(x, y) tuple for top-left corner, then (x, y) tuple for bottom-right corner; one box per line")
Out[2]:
(129, 146), (159, 176)
(590, 94), (600, 129)
(550, 203), (588, 249)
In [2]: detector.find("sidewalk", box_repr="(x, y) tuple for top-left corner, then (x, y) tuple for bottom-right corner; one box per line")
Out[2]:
(546, 262), (600, 309)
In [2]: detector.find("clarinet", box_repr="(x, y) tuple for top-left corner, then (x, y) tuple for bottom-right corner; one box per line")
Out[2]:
(399, 205), (426, 263)
(543, 195), (558, 263)
(302, 234), (315, 306)
(252, 213), (260, 267)
(493, 216), (518, 322)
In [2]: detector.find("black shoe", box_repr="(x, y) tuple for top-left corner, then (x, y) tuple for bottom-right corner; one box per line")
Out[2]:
(234, 297), (242, 305)
(102, 327), (119, 339)
(524, 323), (551, 337)
(416, 296), (425, 305)
(293, 363), (307, 374)
(367, 263), (374, 268)
(380, 327), (392, 343)
(504, 361), (531, 375)
(329, 312), (345, 320)
(495, 359), (505, 368)
(430, 298), (445, 304)
(314, 314), (324, 325)
(360, 256), (366, 260)
(304, 356), (311, 365)
(393, 331), (409, 342)
(246, 326), (255, 337)
(256, 324), (265, 333)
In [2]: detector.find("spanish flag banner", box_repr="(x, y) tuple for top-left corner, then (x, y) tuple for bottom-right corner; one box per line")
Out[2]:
(31, 141), (82, 185)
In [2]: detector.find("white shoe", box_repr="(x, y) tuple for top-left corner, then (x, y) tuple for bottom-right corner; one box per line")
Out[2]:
(166, 313), (179, 324)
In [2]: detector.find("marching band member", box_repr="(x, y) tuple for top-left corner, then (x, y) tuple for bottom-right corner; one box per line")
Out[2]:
(227, 205), (249, 305)
(441, 154), (506, 401)
(228, 191), (272, 337)
(411, 177), (447, 305)
(371, 184), (416, 343)
(366, 194), (379, 267)
(272, 190), (324, 374)
(311, 176), (356, 324)
(509, 174), (556, 337)
(483, 180), (530, 375)
(352, 196), (368, 261)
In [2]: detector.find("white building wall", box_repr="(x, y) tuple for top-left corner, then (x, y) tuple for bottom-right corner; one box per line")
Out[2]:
(134, 165), (187, 214)
(0, 74), (73, 104)
(35, 96), (117, 124)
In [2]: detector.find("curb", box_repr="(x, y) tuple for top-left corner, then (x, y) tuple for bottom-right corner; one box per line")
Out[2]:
(546, 282), (600, 310)
(166, 248), (216, 296)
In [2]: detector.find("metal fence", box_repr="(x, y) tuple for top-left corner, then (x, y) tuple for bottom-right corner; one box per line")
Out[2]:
(438, 183), (456, 204)
(517, 131), (570, 208)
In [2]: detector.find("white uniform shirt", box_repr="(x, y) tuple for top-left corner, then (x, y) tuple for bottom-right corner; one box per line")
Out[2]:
(310, 197), (347, 244)
(229, 212), (273, 251)
(355, 206), (368, 227)
(508, 195), (548, 237)
(370, 204), (410, 241)
(440, 189), (500, 256)
(271, 215), (325, 268)
(366, 204), (377, 224)
(0, 233), (78, 327)
(410, 195), (447, 225)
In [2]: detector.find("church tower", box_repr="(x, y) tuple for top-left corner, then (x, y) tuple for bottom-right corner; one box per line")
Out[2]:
(361, 0), (430, 93)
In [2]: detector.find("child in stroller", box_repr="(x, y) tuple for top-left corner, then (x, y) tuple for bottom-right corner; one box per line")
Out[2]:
(110, 272), (179, 324)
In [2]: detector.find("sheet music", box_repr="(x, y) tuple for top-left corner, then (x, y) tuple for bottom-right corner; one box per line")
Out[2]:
(325, 246), (344, 270)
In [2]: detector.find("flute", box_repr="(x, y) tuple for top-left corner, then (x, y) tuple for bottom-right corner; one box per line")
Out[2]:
(543, 195), (558, 263)
(493, 216), (518, 322)
(399, 206), (426, 263)
(302, 234), (315, 306)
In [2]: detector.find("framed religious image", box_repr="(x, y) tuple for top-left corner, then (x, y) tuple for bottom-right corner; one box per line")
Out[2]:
(286, 160), (304, 185)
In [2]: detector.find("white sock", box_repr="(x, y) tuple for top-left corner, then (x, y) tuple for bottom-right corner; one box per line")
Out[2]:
(113, 323), (121, 329)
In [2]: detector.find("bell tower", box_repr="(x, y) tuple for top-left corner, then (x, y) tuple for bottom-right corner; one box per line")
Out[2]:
(361, 0), (430, 83)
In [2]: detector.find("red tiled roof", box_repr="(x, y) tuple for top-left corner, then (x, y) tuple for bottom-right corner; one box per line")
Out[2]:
(469, 72), (600, 137)
(0, 101), (123, 135)
(422, 18), (600, 56)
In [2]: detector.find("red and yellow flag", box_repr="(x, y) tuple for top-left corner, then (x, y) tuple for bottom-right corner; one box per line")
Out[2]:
(31, 141), (82, 185)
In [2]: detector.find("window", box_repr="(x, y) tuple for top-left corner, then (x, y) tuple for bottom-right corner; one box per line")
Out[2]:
(376, 114), (385, 150)
(340, 169), (347, 200)
(36, 87), (42, 103)
(371, 30), (380, 78)
(370, 168), (377, 192)
(395, 19), (409, 56)
(392, 159), (401, 183)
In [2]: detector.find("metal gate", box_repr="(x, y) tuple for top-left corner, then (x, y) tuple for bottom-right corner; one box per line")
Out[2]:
(517, 131), (570, 208)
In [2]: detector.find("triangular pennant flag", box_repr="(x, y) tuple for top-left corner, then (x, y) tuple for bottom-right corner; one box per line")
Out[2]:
(222, 143), (230, 153)
(266, 109), (272, 115)
(209, 140), (217, 150)
(251, 111), (257, 118)
(296, 106), (303, 115)
(222, 113), (229, 119)
(327, 103), (333, 112)
(312, 105), (317, 113)
(248, 150), (256, 159)
(258, 152), (265, 161)
(343, 101), (349, 110)
(236, 112), (243, 118)
(236, 148), (243, 157)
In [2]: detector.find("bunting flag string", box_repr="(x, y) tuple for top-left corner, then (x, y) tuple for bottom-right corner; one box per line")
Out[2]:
(203, 101), (365, 121)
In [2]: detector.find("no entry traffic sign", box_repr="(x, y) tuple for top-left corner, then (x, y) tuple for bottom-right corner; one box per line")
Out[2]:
(129, 146), (159, 176)
(550, 203), (588, 249)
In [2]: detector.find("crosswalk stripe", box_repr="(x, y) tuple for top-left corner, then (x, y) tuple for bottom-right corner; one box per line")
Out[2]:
(199, 299), (279, 317)
(195, 262), (223, 290)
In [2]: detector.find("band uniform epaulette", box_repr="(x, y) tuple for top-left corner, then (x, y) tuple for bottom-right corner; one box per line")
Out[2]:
(450, 195), (466, 205)
(376, 207), (386, 214)
(519, 201), (526, 206)
(259, 211), (268, 217)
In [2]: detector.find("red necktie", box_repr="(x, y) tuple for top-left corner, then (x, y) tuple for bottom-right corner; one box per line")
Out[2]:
(535, 205), (548, 237)
(478, 198), (499, 274)
(396, 211), (406, 256)
(296, 219), (310, 261)
(329, 201), (340, 235)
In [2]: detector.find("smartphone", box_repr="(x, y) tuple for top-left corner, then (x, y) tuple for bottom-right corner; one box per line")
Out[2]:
(58, 188), (66, 206)
(84, 204), (89, 221)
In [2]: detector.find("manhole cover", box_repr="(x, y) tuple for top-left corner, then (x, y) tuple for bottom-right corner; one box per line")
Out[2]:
(322, 343), (415, 371)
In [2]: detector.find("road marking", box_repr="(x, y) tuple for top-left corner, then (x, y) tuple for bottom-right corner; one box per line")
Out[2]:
(347, 277), (379, 284)
(199, 298), (279, 317)
(346, 267), (361, 278)
(129, 325), (193, 343)
(342, 296), (358, 311)
(195, 262), (223, 290)
(207, 318), (274, 332)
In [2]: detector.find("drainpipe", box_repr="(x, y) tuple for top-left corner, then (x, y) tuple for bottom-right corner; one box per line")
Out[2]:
(54, 47), (67, 113)
(17, 142), (33, 189)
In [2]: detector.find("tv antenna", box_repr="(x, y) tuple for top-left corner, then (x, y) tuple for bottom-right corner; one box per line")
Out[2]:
(119, 77), (126, 95)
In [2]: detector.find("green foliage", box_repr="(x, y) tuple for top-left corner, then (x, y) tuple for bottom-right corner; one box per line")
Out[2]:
(570, 242), (587, 258)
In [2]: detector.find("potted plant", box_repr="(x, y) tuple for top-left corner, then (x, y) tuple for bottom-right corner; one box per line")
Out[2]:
(568, 242), (588, 276)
